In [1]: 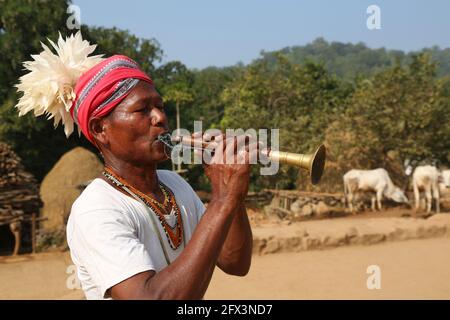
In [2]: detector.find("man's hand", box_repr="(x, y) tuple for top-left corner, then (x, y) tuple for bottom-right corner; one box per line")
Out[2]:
(201, 132), (259, 205)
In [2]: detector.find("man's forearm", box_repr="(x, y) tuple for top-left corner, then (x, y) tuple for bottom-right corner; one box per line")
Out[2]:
(138, 198), (241, 299)
(217, 202), (253, 276)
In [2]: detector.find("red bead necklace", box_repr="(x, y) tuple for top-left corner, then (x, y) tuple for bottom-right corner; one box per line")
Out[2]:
(102, 167), (184, 250)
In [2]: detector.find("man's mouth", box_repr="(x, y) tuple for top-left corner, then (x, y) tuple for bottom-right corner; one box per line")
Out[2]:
(152, 132), (172, 159)
(152, 132), (172, 153)
(152, 131), (169, 142)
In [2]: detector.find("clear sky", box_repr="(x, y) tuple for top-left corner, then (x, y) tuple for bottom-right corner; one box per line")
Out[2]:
(72, 0), (450, 69)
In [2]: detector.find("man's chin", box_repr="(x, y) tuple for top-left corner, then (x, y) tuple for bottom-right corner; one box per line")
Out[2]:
(155, 154), (170, 163)
(151, 141), (171, 161)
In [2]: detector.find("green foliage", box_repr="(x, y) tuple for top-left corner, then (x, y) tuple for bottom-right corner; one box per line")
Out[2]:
(158, 63), (193, 125)
(154, 61), (193, 130)
(421, 46), (450, 78)
(325, 54), (450, 190)
(259, 37), (450, 81)
(259, 38), (405, 81)
(81, 26), (163, 75)
(220, 54), (350, 191)
(190, 65), (244, 128)
(0, 0), (69, 101)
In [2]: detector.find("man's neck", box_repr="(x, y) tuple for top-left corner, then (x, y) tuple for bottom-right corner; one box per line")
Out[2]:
(103, 159), (160, 195)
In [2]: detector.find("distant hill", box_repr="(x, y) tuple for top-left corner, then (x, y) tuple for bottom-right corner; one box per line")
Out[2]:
(257, 38), (450, 80)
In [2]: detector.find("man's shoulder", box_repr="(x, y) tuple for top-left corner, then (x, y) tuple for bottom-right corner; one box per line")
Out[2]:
(70, 178), (126, 216)
(67, 179), (136, 238)
(157, 169), (190, 188)
(157, 169), (183, 180)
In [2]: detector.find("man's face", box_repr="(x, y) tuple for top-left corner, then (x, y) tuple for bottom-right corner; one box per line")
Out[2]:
(95, 81), (170, 166)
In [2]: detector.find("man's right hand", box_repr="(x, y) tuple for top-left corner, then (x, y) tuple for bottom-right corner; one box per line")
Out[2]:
(199, 132), (259, 205)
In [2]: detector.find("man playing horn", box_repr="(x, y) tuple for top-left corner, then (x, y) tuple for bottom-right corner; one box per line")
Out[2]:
(15, 32), (254, 300)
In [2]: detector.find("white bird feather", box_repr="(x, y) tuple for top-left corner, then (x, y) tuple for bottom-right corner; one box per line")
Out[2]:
(15, 31), (104, 137)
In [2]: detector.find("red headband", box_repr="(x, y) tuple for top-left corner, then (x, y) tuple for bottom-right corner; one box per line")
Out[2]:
(71, 55), (153, 144)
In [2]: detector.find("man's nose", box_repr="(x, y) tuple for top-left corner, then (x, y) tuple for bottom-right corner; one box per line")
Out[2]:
(151, 108), (169, 129)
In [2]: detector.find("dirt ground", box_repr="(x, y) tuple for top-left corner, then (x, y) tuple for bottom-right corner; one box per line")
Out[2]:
(1, 236), (450, 300)
(206, 237), (450, 299)
(340, 207), (435, 220)
(248, 206), (442, 226)
(0, 251), (78, 300)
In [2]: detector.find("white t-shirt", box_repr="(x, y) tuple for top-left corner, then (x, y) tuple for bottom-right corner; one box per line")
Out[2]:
(66, 170), (206, 300)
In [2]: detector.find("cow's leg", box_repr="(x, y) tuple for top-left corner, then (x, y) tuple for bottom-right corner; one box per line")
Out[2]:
(371, 196), (376, 211)
(376, 189), (383, 211)
(433, 183), (440, 213)
(425, 185), (432, 213)
(348, 192), (354, 213)
(413, 181), (420, 212)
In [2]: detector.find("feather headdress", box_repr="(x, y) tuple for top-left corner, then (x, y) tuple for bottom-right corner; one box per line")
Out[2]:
(15, 31), (105, 137)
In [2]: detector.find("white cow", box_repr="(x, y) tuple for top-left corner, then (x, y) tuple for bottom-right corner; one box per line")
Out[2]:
(343, 168), (409, 213)
(440, 170), (450, 200)
(413, 165), (441, 213)
(441, 170), (450, 188)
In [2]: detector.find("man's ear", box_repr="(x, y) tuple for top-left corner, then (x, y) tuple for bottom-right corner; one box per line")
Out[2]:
(89, 117), (109, 146)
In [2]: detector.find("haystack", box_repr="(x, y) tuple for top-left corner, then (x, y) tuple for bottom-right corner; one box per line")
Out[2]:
(40, 147), (103, 231)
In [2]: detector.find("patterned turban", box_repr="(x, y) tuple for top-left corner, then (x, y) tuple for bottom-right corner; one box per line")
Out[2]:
(71, 55), (153, 144)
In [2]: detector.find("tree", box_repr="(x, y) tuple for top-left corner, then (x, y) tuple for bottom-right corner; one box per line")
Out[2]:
(258, 37), (450, 81)
(190, 65), (244, 129)
(220, 54), (350, 191)
(325, 54), (450, 190)
(81, 26), (162, 76)
(163, 84), (193, 173)
(0, 0), (69, 102)
(258, 38), (406, 81)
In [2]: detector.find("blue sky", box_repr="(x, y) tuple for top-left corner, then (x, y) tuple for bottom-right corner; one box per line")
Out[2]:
(72, 0), (450, 69)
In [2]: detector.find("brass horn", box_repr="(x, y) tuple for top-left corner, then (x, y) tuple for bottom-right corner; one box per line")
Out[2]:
(157, 133), (326, 185)
(266, 145), (326, 185)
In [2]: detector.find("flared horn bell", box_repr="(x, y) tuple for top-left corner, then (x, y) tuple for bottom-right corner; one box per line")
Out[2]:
(267, 144), (326, 185)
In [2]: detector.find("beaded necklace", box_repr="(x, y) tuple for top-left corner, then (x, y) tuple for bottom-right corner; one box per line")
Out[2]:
(102, 167), (184, 250)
